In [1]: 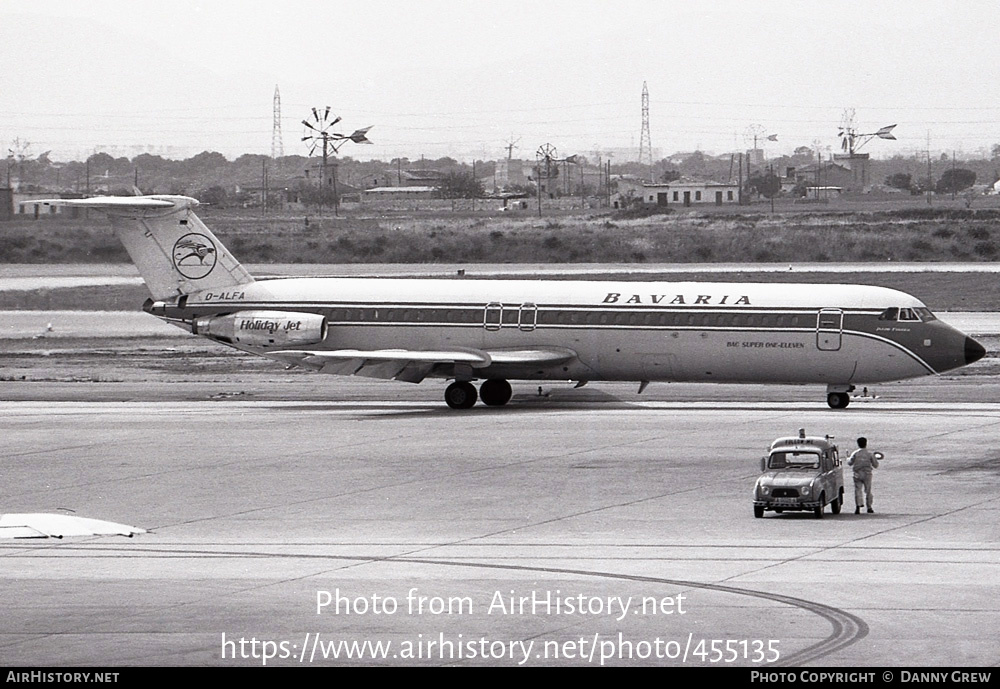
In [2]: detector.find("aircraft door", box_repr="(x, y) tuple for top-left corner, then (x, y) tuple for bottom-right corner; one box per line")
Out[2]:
(484, 302), (503, 331)
(816, 308), (843, 351)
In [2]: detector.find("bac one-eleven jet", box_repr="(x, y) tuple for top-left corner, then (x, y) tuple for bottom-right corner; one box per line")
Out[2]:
(33, 195), (985, 409)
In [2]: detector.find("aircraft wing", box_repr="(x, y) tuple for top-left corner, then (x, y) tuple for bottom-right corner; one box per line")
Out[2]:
(268, 346), (576, 383)
(0, 513), (146, 539)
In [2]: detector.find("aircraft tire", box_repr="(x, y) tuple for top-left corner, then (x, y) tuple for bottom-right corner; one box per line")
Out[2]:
(827, 392), (850, 409)
(480, 379), (513, 406)
(445, 381), (478, 409)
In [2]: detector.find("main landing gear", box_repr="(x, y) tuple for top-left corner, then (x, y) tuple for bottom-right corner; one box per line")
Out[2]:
(826, 385), (855, 409)
(827, 392), (850, 409)
(445, 379), (513, 409)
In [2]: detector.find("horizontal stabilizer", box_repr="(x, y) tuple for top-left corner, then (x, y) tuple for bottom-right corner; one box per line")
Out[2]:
(27, 195), (194, 213)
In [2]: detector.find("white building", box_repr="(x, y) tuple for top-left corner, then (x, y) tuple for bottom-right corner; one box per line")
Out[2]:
(616, 176), (739, 208)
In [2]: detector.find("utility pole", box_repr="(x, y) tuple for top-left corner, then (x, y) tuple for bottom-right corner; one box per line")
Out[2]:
(261, 158), (268, 216)
(536, 169), (542, 217)
(952, 151), (956, 200)
(738, 153), (743, 205)
(927, 130), (932, 206)
(606, 160), (611, 208)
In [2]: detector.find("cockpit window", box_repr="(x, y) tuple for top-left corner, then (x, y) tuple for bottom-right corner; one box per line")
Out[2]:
(879, 307), (930, 322)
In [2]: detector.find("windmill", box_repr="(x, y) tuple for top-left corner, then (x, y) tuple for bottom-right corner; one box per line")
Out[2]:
(7, 137), (31, 189)
(838, 108), (896, 155)
(503, 136), (520, 160)
(743, 124), (777, 166)
(534, 143), (558, 217)
(301, 107), (373, 215)
(535, 143), (558, 183)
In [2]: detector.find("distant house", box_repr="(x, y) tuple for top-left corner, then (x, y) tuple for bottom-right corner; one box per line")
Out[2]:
(615, 176), (738, 208)
(399, 169), (447, 187)
(494, 159), (528, 190)
(794, 156), (869, 193)
(14, 191), (86, 217)
(361, 186), (437, 201)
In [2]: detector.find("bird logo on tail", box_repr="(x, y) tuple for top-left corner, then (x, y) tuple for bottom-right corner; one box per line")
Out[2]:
(172, 233), (217, 279)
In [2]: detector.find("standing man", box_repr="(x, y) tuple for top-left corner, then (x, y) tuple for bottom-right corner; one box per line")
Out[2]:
(848, 437), (879, 514)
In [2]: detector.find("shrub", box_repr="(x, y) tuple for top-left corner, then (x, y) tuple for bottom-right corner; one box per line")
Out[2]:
(973, 241), (996, 257)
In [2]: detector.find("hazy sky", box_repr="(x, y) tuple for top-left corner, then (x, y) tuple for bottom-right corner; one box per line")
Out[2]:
(3, 0), (1000, 162)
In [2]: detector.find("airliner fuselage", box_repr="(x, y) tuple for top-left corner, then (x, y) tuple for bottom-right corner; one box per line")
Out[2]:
(148, 276), (984, 408)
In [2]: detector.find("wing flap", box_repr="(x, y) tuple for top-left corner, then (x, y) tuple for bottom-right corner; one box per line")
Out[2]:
(271, 348), (491, 367)
(267, 346), (577, 383)
(269, 348), (491, 383)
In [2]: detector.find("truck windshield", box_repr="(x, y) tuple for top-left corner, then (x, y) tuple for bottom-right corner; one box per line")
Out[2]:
(769, 451), (820, 469)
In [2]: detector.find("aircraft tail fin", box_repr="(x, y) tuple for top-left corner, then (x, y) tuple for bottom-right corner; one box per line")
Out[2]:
(31, 195), (254, 301)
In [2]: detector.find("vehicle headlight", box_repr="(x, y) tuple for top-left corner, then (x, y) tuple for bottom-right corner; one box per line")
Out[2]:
(800, 485), (811, 496)
(759, 485), (770, 496)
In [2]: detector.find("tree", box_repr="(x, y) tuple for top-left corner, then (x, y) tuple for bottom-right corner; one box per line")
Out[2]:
(660, 169), (681, 183)
(199, 185), (229, 207)
(298, 183), (339, 208)
(936, 168), (976, 194)
(437, 170), (483, 199)
(885, 172), (912, 191)
(748, 171), (781, 199)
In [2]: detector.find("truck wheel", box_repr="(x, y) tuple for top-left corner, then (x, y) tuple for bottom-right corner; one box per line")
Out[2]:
(754, 505), (764, 518)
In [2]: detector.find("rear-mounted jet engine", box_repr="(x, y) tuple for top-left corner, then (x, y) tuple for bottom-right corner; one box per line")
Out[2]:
(194, 311), (327, 348)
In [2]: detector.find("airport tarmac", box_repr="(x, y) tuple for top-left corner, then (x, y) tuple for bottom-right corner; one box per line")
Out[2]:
(1, 388), (998, 667)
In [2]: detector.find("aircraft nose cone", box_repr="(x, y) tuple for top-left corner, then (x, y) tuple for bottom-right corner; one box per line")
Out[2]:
(965, 337), (986, 365)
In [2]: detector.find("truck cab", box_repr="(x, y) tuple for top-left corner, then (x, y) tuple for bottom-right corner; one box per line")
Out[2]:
(753, 430), (844, 518)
